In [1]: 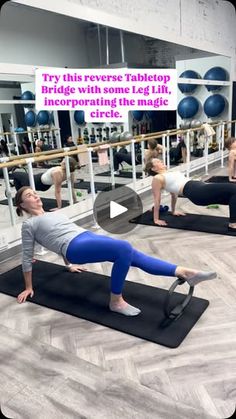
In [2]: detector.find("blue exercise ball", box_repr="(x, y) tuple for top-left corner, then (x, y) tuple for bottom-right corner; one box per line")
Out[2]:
(37, 110), (50, 125)
(132, 111), (144, 121)
(177, 97), (199, 119)
(50, 112), (55, 125)
(146, 111), (156, 119)
(204, 94), (226, 117)
(178, 70), (200, 93)
(204, 67), (228, 91)
(21, 91), (35, 108)
(74, 110), (85, 125)
(25, 110), (37, 127)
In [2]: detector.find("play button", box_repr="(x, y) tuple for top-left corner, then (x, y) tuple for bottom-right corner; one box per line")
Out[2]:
(93, 185), (143, 234)
(110, 201), (128, 219)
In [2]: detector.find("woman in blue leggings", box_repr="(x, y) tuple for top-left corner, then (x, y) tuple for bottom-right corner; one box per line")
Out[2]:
(16, 187), (216, 315)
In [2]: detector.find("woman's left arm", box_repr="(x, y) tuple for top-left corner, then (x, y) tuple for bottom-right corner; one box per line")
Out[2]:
(171, 193), (186, 216)
(228, 151), (236, 182)
(71, 173), (78, 203)
(170, 193), (178, 214)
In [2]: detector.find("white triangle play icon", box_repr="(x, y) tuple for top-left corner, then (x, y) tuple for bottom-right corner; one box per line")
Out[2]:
(110, 201), (128, 219)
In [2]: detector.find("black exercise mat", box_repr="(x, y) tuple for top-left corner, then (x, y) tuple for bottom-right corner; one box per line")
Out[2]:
(62, 181), (123, 193)
(0, 260), (209, 348)
(206, 176), (229, 183)
(96, 170), (143, 179)
(0, 197), (68, 212)
(130, 210), (236, 236)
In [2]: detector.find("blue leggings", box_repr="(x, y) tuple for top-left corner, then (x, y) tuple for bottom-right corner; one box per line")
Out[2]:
(66, 232), (177, 294)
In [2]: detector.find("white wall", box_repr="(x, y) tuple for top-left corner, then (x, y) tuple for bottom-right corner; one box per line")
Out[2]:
(85, 29), (148, 67)
(11, 0), (236, 78)
(0, 86), (22, 130)
(0, 3), (89, 68)
(85, 28), (203, 70)
(144, 39), (204, 68)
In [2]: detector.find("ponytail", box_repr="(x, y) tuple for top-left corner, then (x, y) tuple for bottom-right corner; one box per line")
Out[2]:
(16, 206), (24, 217)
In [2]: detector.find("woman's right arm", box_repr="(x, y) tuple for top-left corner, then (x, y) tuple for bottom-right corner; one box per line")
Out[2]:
(228, 151), (236, 182)
(152, 177), (167, 226)
(51, 171), (63, 209)
(18, 222), (35, 303)
(17, 271), (34, 303)
(156, 144), (163, 154)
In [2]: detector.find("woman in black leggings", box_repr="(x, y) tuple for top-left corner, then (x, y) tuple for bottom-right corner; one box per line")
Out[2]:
(113, 139), (162, 174)
(145, 158), (236, 229)
(113, 149), (142, 174)
(10, 158), (78, 210)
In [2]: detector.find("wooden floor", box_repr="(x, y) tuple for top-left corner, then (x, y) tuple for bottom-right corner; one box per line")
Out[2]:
(0, 165), (236, 418)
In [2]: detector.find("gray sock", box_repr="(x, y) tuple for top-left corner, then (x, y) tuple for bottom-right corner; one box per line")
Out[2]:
(110, 303), (141, 316)
(185, 271), (217, 287)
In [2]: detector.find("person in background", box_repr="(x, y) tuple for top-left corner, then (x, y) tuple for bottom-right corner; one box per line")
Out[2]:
(224, 137), (236, 182)
(144, 138), (163, 162)
(0, 139), (9, 156)
(21, 136), (31, 154)
(64, 135), (80, 164)
(169, 136), (187, 165)
(113, 139), (162, 175)
(10, 157), (78, 210)
(35, 139), (44, 154)
(64, 135), (76, 148)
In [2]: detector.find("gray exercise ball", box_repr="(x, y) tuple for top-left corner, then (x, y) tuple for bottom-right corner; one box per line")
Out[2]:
(190, 119), (202, 128)
(120, 131), (133, 141)
(179, 121), (191, 130)
(109, 131), (121, 143)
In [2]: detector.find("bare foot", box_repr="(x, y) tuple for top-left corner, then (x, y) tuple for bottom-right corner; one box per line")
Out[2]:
(228, 223), (236, 229)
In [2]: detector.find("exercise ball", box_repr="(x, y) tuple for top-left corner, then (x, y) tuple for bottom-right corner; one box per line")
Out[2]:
(178, 70), (200, 93)
(21, 91), (35, 108)
(120, 131), (133, 141)
(204, 67), (228, 91)
(190, 119), (202, 128)
(179, 121), (191, 130)
(37, 110), (50, 125)
(25, 110), (37, 127)
(146, 111), (156, 119)
(109, 132), (120, 143)
(132, 111), (144, 121)
(204, 94), (226, 117)
(74, 110), (85, 125)
(50, 112), (55, 125)
(177, 97), (199, 119)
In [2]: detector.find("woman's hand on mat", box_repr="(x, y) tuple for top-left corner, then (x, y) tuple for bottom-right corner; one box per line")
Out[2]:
(68, 265), (87, 273)
(17, 288), (34, 303)
(172, 211), (186, 216)
(154, 219), (167, 226)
